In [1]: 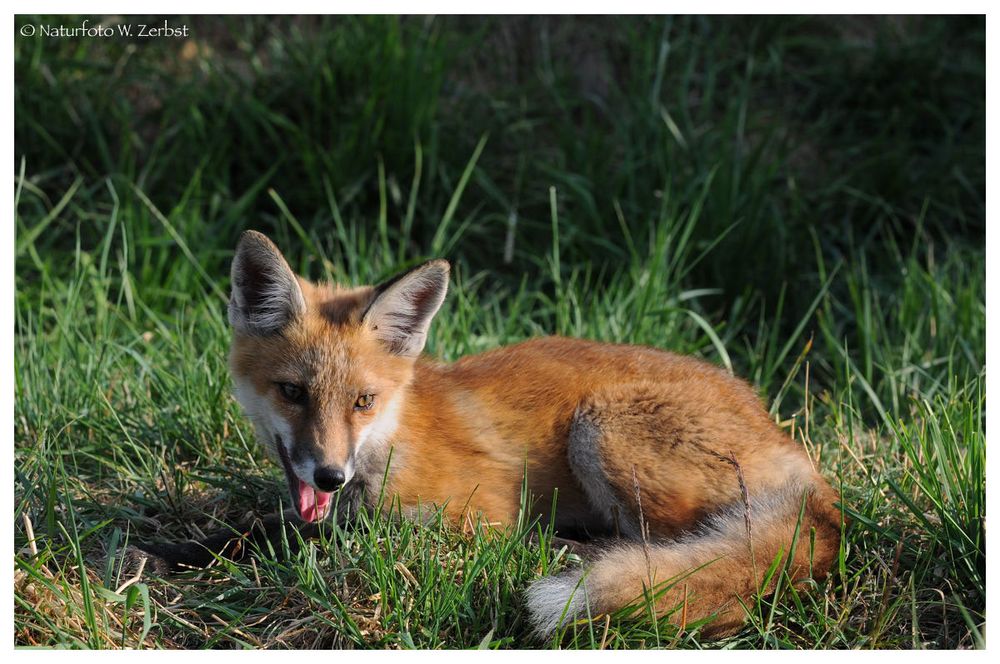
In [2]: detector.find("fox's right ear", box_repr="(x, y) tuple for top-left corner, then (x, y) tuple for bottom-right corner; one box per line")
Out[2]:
(228, 231), (306, 336)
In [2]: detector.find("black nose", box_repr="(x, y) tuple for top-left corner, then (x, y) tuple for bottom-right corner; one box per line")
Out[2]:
(313, 466), (346, 492)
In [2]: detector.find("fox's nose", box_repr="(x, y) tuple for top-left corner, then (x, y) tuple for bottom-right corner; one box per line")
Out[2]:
(314, 466), (346, 492)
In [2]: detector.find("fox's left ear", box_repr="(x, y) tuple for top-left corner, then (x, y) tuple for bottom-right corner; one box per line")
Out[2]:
(363, 259), (450, 358)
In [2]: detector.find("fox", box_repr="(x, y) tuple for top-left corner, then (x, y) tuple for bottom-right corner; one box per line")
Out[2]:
(145, 229), (843, 640)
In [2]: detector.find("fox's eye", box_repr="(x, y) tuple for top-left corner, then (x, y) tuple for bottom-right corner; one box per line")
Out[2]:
(277, 382), (306, 404)
(354, 394), (375, 411)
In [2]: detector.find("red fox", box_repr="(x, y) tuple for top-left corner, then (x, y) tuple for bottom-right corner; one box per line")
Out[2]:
(223, 230), (842, 639)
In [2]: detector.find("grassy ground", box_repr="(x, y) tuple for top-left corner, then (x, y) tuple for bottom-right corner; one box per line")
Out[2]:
(13, 15), (985, 649)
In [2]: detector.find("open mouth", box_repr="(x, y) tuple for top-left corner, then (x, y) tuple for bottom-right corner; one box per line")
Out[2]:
(275, 436), (333, 523)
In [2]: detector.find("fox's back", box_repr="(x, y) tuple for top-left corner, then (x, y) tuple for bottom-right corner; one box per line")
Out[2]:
(430, 336), (772, 440)
(386, 337), (806, 529)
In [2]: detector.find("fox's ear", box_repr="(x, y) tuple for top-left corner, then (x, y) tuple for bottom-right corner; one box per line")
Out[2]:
(363, 260), (450, 357)
(228, 231), (306, 335)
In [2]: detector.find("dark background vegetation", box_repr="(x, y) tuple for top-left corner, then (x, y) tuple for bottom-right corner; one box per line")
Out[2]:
(14, 15), (985, 649)
(16, 15), (986, 393)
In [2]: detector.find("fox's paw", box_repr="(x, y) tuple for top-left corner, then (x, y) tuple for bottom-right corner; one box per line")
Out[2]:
(118, 544), (173, 579)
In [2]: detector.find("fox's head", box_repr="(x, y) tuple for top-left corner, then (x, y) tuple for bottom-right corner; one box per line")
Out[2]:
(227, 231), (449, 522)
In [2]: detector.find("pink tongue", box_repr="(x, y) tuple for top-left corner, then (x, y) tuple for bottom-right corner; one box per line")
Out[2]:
(296, 478), (333, 522)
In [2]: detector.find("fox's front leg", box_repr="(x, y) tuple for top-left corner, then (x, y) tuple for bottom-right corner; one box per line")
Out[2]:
(334, 477), (369, 523)
(129, 481), (370, 575)
(125, 511), (318, 574)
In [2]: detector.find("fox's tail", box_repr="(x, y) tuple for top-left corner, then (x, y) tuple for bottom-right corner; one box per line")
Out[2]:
(525, 478), (842, 639)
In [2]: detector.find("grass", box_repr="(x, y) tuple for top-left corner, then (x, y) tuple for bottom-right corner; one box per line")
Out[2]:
(13, 15), (984, 649)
